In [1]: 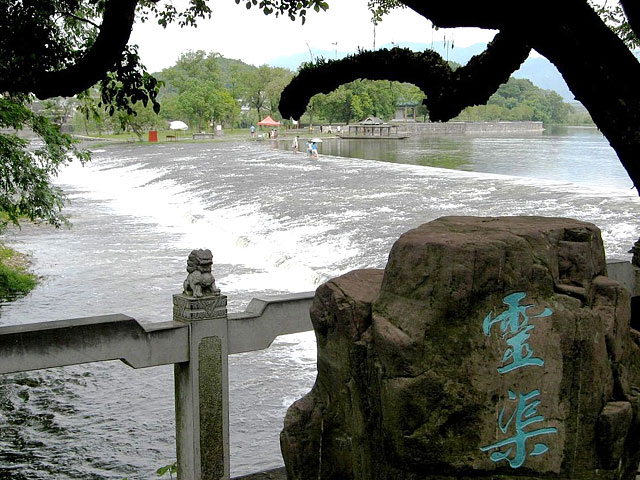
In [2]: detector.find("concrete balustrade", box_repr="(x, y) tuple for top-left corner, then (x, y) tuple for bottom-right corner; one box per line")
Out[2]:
(607, 258), (640, 294)
(0, 258), (637, 479)
(0, 315), (190, 373)
(0, 288), (314, 480)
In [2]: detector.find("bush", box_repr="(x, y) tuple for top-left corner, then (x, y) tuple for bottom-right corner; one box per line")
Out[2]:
(0, 245), (37, 298)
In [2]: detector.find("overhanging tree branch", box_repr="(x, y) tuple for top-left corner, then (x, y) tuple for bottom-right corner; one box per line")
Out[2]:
(620, 0), (640, 39)
(0, 0), (139, 99)
(426, 31), (530, 120)
(521, 1), (640, 190)
(280, 0), (640, 193)
(280, 48), (449, 120)
(279, 32), (530, 121)
(55, 10), (100, 29)
(398, 0), (511, 29)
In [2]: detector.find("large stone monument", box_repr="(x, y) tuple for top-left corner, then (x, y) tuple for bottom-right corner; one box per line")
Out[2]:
(281, 217), (640, 479)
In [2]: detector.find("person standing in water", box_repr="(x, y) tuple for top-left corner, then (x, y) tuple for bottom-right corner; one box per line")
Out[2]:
(292, 135), (299, 153)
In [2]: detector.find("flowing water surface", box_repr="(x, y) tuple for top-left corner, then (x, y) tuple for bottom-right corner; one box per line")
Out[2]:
(0, 126), (638, 479)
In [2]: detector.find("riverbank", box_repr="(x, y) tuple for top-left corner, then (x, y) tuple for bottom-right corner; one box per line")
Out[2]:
(397, 120), (545, 135)
(74, 121), (548, 150)
(0, 242), (37, 300)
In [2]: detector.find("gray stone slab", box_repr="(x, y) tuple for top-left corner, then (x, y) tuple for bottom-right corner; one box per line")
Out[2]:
(231, 467), (287, 480)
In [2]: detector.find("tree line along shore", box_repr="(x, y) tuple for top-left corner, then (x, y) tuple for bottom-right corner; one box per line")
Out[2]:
(36, 51), (590, 142)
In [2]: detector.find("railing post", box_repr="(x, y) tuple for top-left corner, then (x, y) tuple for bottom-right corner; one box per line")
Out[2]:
(173, 249), (230, 480)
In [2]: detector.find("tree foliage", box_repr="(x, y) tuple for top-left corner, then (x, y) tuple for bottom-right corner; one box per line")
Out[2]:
(310, 80), (424, 124)
(235, 0), (328, 23)
(241, 65), (291, 123)
(457, 78), (573, 124)
(150, 51), (289, 129)
(0, 95), (90, 230)
(591, 1), (639, 48)
(71, 50), (292, 134)
(159, 51), (222, 94)
(0, 0), (214, 228)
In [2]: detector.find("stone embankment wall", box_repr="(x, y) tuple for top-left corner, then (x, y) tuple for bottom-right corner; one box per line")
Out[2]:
(307, 121), (544, 135)
(396, 120), (545, 135)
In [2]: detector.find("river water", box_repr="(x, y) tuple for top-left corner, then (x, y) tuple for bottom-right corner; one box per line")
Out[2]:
(0, 126), (638, 479)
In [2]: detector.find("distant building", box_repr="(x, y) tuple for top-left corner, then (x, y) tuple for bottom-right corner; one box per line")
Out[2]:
(394, 101), (419, 122)
(339, 116), (409, 138)
(360, 116), (384, 125)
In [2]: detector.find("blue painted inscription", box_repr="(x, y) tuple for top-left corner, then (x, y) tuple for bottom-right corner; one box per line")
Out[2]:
(481, 292), (556, 468)
(483, 292), (552, 373)
(480, 389), (558, 468)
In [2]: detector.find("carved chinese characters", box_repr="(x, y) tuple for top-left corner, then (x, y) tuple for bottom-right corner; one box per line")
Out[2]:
(481, 292), (557, 468)
(281, 217), (640, 480)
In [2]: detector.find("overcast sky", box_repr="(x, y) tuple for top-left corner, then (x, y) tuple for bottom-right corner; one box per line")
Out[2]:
(129, 1), (498, 72)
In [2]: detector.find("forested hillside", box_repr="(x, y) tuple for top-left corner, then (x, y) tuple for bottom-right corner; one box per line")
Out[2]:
(67, 49), (580, 137)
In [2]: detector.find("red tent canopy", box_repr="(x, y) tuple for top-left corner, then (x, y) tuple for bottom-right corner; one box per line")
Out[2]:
(257, 115), (280, 127)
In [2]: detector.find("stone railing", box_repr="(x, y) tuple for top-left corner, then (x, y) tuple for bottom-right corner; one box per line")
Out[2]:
(0, 257), (637, 480)
(0, 284), (314, 480)
(607, 258), (640, 294)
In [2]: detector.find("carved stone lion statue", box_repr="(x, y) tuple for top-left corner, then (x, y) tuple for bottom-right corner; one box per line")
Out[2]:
(183, 249), (220, 298)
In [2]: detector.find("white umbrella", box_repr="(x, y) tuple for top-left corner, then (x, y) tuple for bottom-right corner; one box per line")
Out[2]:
(311, 137), (323, 143)
(169, 120), (188, 130)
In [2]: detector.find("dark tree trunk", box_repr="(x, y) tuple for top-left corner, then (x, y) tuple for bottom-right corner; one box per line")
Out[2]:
(525, 3), (640, 190)
(0, 0), (138, 99)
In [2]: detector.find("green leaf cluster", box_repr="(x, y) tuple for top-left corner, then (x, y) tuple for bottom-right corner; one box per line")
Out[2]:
(0, 244), (36, 299)
(308, 80), (425, 124)
(156, 461), (178, 478)
(367, 0), (404, 24)
(590, 1), (639, 49)
(234, 0), (328, 23)
(99, 46), (163, 117)
(0, 95), (90, 229)
(138, 0), (212, 28)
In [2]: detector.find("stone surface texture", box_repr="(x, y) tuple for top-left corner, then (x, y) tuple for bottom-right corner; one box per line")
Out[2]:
(280, 216), (640, 480)
(183, 248), (220, 298)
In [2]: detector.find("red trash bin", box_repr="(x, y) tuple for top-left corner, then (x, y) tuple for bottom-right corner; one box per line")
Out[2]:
(148, 130), (158, 142)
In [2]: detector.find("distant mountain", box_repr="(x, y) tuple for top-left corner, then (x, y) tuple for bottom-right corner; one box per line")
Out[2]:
(511, 57), (574, 101)
(267, 41), (576, 101)
(268, 50), (345, 69)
